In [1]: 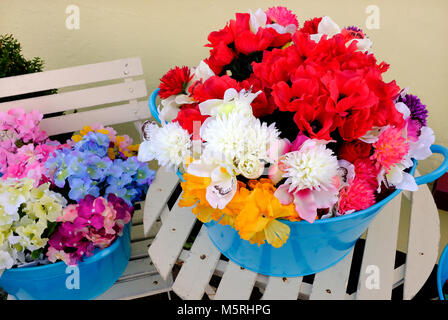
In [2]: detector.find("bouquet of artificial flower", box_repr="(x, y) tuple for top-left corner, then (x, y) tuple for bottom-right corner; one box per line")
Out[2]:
(0, 109), (154, 270)
(138, 7), (434, 248)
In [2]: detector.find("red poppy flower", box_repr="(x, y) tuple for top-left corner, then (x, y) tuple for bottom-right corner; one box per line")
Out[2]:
(158, 66), (192, 99)
(190, 75), (240, 102)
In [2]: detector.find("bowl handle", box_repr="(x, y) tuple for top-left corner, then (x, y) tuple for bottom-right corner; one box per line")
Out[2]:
(415, 144), (448, 185)
(148, 88), (161, 124)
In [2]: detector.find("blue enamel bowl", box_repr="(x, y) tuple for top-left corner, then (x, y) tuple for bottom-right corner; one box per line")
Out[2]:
(149, 89), (448, 277)
(438, 244), (448, 300)
(0, 224), (131, 300)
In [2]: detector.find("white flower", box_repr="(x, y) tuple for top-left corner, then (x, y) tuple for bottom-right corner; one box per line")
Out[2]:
(200, 111), (279, 178)
(187, 159), (237, 209)
(310, 16), (341, 43)
(199, 88), (261, 118)
(282, 139), (339, 192)
(409, 126), (435, 160)
(138, 121), (192, 172)
(0, 250), (14, 270)
(310, 16), (372, 53)
(359, 125), (389, 143)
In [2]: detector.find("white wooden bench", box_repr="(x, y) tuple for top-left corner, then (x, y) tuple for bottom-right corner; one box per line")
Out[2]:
(0, 57), (173, 300)
(144, 169), (440, 300)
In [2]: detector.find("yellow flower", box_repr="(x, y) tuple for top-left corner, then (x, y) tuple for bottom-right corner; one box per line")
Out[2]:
(71, 134), (83, 143)
(234, 179), (297, 248)
(96, 128), (110, 136)
(79, 125), (93, 136)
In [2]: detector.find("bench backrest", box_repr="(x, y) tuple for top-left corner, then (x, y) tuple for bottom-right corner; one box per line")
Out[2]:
(0, 57), (149, 136)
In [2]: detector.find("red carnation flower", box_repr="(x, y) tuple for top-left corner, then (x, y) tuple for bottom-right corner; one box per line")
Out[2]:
(299, 17), (322, 34)
(339, 140), (372, 163)
(190, 75), (240, 102)
(159, 66), (193, 99)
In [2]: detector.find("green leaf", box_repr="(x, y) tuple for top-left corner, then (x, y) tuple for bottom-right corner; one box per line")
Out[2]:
(30, 248), (43, 260)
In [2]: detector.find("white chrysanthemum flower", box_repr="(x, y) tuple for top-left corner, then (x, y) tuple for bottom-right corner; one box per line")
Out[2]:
(282, 140), (338, 192)
(138, 121), (192, 172)
(200, 111), (279, 178)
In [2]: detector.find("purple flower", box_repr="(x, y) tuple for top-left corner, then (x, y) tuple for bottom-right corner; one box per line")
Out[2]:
(399, 93), (428, 126)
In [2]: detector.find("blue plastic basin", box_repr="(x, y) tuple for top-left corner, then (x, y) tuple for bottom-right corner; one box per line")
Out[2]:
(438, 244), (448, 300)
(0, 223), (131, 300)
(149, 89), (448, 277)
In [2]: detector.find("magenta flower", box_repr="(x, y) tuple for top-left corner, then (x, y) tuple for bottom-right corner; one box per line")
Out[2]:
(47, 194), (133, 265)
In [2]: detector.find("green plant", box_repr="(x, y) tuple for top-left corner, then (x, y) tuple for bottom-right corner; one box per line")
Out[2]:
(0, 34), (44, 77)
(0, 34), (56, 102)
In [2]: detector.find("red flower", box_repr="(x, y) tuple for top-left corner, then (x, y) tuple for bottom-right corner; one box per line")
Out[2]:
(204, 12), (292, 75)
(190, 75), (240, 102)
(339, 140), (372, 163)
(240, 74), (275, 117)
(159, 66), (192, 99)
(299, 17), (322, 34)
(173, 104), (208, 135)
(252, 46), (304, 87)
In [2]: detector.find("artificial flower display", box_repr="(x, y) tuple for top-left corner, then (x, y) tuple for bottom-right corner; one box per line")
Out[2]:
(0, 109), (155, 270)
(139, 7), (435, 248)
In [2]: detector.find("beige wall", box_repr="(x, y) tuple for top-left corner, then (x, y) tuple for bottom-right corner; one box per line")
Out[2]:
(1, 0), (447, 175)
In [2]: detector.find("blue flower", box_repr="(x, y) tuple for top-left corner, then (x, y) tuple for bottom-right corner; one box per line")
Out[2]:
(135, 163), (156, 185)
(68, 176), (100, 202)
(74, 132), (110, 158)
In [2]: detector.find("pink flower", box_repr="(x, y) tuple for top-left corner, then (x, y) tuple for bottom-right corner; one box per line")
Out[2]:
(338, 178), (376, 214)
(371, 127), (409, 173)
(265, 6), (299, 27)
(274, 176), (340, 223)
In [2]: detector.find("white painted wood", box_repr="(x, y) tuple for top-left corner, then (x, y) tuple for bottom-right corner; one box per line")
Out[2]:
(147, 197), (197, 281)
(143, 170), (180, 235)
(309, 249), (354, 300)
(97, 272), (172, 300)
(172, 226), (221, 300)
(214, 262), (258, 300)
(0, 80), (147, 113)
(403, 170), (440, 300)
(131, 239), (152, 259)
(356, 194), (402, 300)
(39, 100), (149, 136)
(261, 276), (302, 300)
(0, 57), (143, 98)
(132, 220), (161, 241)
(132, 205), (144, 225)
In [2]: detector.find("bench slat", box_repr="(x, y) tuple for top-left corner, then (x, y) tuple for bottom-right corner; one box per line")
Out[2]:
(404, 170), (440, 299)
(214, 262), (257, 300)
(309, 249), (354, 300)
(172, 226), (221, 300)
(356, 194), (402, 300)
(0, 57), (143, 98)
(147, 197), (197, 281)
(143, 170), (180, 235)
(0, 80), (147, 113)
(39, 101), (149, 136)
(261, 276), (302, 300)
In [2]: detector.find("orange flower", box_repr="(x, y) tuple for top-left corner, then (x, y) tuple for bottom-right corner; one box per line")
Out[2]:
(180, 172), (248, 225)
(234, 179), (298, 248)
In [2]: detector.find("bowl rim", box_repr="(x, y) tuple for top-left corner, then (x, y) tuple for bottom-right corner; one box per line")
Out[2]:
(2, 223), (130, 273)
